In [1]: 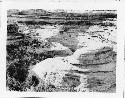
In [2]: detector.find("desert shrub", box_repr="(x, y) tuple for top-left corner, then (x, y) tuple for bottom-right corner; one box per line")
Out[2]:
(7, 77), (23, 91)
(7, 63), (28, 82)
(31, 75), (39, 87)
(7, 23), (19, 34)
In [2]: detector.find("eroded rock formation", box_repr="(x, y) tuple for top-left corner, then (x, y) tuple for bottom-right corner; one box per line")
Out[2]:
(32, 45), (116, 92)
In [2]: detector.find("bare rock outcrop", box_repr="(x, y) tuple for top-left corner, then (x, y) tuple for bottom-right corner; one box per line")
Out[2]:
(32, 46), (116, 92)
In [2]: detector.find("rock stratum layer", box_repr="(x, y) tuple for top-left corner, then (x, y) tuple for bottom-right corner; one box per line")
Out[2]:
(32, 46), (116, 92)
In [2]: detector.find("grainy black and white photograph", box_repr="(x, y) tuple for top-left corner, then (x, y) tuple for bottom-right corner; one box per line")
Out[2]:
(6, 9), (117, 92)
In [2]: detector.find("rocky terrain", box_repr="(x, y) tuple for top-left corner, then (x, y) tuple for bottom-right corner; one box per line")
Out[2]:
(6, 9), (117, 92)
